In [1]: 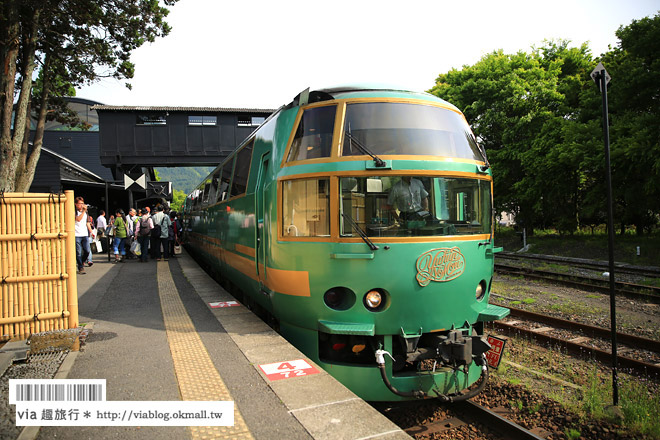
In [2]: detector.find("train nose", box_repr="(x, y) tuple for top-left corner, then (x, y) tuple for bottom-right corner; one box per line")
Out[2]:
(402, 330), (491, 367)
(435, 330), (491, 366)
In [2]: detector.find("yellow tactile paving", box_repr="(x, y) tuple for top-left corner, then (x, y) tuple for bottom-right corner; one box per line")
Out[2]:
(157, 261), (253, 440)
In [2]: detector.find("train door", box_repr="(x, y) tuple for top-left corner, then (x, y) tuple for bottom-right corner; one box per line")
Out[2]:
(255, 152), (270, 291)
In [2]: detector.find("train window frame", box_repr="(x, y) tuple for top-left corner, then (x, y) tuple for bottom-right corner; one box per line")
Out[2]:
(202, 171), (220, 207)
(229, 139), (254, 199)
(340, 101), (484, 161)
(285, 104), (338, 163)
(216, 160), (234, 203)
(280, 177), (331, 239)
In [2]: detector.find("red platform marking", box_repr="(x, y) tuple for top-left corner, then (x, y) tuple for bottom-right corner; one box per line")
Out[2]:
(259, 359), (320, 381)
(209, 300), (241, 308)
(485, 335), (507, 369)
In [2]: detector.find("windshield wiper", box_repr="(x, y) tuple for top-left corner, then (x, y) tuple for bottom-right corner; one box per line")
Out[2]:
(342, 212), (379, 251)
(345, 124), (386, 168)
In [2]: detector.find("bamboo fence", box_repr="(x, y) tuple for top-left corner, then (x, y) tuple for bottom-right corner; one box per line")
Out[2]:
(0, 190), (78, 340)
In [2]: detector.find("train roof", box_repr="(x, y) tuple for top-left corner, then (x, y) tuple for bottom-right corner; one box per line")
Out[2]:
(284, 83), (459, 112)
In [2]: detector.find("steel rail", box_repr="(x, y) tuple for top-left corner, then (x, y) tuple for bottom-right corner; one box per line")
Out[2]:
(495, 263), (660, 304)
(454, 400), (545, 440)
(501, 305), (660, 353)
(497, 252), (660, 278)
(401, 400), (545, 440)
(491, 321), (660, 377)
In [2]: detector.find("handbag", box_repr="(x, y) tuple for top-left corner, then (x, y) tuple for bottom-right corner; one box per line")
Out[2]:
(130, 240), (141, 256)
(94, 240), (103, 253)
(174, 244), (182, 255)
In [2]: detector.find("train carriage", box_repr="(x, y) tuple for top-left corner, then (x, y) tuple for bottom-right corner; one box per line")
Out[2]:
(183, 84), (509, 401)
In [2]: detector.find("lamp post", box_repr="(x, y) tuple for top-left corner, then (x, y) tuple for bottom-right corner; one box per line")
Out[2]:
(590, 62), (618, 406)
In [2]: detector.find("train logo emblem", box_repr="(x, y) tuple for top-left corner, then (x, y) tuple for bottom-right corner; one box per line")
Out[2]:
(415, 247), (465, 286)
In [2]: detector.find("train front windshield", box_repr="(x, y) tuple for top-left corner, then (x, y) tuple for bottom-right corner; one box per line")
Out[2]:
(281, 176), (491, 238)
(342, 102), (484, 161)
(340, 176), (491, 237)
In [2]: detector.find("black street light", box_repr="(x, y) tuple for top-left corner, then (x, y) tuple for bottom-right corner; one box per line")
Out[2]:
(591, 62), (618, 407)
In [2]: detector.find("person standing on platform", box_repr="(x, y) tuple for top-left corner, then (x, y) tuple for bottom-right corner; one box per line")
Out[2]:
(74, 197), (90, 274)
(96, 210), (107, 240)
(85, 214), (95, 266)
(112, 209), (129, 263)
(135, 209), (153, 262)
(151, 205), (171, 261)
(126, 208), (137, 236)
(124, 208), (136, 259)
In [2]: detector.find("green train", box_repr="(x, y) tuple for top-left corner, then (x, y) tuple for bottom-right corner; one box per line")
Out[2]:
(182, 85), (509, 401)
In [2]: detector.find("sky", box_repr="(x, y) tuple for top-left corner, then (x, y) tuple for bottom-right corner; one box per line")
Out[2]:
(75, 0), (659, 110)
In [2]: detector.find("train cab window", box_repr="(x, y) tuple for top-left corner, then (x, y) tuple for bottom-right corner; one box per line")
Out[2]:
(340, 175), (491, 237)
(230, 140), (253, 198)
(282, 178), (330, 237)
(286, 105), (336, 162)
(191, 188), (202, 211)
(203, 172), (220, 207)
(217, 161), (233, 203)
(202, 182), (212, 206)
(342, 102), (484, 161)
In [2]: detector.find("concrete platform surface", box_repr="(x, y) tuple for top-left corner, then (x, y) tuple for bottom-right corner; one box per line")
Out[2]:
(16, 249), (410, 440)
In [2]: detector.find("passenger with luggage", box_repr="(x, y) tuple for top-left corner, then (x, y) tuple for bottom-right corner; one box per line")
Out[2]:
(135, 208), (154, 263)
(151, 205), (172, 261)
(112, 209), (129, 263)
(74, 197), (91, 274)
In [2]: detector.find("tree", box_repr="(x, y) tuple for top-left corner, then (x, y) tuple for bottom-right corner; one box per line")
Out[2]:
(429, 44), (591, 234)
(599, 13), (660, 234)
(0, 0), (178, 192)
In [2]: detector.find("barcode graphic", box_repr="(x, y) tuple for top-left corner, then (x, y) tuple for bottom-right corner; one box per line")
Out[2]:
(15, 383), (102, 401)
(9, 380), (106, 403)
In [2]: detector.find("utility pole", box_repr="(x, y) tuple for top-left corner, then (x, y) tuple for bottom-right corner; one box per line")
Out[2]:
(591, 62), (618, 406)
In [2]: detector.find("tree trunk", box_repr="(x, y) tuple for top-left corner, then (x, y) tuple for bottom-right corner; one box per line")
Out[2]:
(0, 3), (20, 192)
(6, 7), (40, 190)
(15, 56), (51, 192)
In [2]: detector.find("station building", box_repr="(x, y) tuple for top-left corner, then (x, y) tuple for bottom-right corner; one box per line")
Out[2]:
(25, 97), (274, 217)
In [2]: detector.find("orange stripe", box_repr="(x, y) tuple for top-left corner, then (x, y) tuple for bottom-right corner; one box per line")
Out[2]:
(191, 233), (310, 297)
(235, 244), (256, 258)
(265, 267), (310, 297)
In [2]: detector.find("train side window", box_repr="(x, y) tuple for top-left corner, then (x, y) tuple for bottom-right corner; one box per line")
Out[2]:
(204, 171), (220, 206)
(201, 182), (212, 206)
(230, 140), (253, 198)
(217, 161), (233, 203)
(287, 105), (336, 162)
(282, 178), (330, 237)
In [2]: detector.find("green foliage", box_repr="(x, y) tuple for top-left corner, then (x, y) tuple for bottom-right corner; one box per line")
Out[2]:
(0, 0), (179, 191)
(171, 189), (186, 212)
(565, 428), (581, 440)
(430, 13), (660, 236)
(156, 167), (215, 195)
(619, 375), (660, 437)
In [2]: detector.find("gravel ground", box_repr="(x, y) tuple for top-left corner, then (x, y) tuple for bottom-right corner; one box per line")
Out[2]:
(380, 267), (660, 439)
(0, 351), (68, 440)
(492, 273), (660, 341)
(381, 378), (638, 440)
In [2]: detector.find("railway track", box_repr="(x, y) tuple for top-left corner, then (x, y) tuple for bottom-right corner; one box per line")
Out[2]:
(380, 399), (546, 440)
(497, 251), (660, 279)
(494, 262), (660, 303)
(490, 305), (660, 377)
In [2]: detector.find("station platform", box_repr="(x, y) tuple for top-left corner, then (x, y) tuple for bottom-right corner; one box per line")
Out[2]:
(22, 249), (410, 440)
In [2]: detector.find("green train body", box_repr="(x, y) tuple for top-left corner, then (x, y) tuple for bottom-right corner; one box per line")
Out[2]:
(183, 85), (509, 401)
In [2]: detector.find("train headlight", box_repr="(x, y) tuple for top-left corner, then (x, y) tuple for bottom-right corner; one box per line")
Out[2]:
(363, 289), (388, 312)
(476, 280), (487, 301)
(365, 290), (382, 308)
(323, 287), (356, 311)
